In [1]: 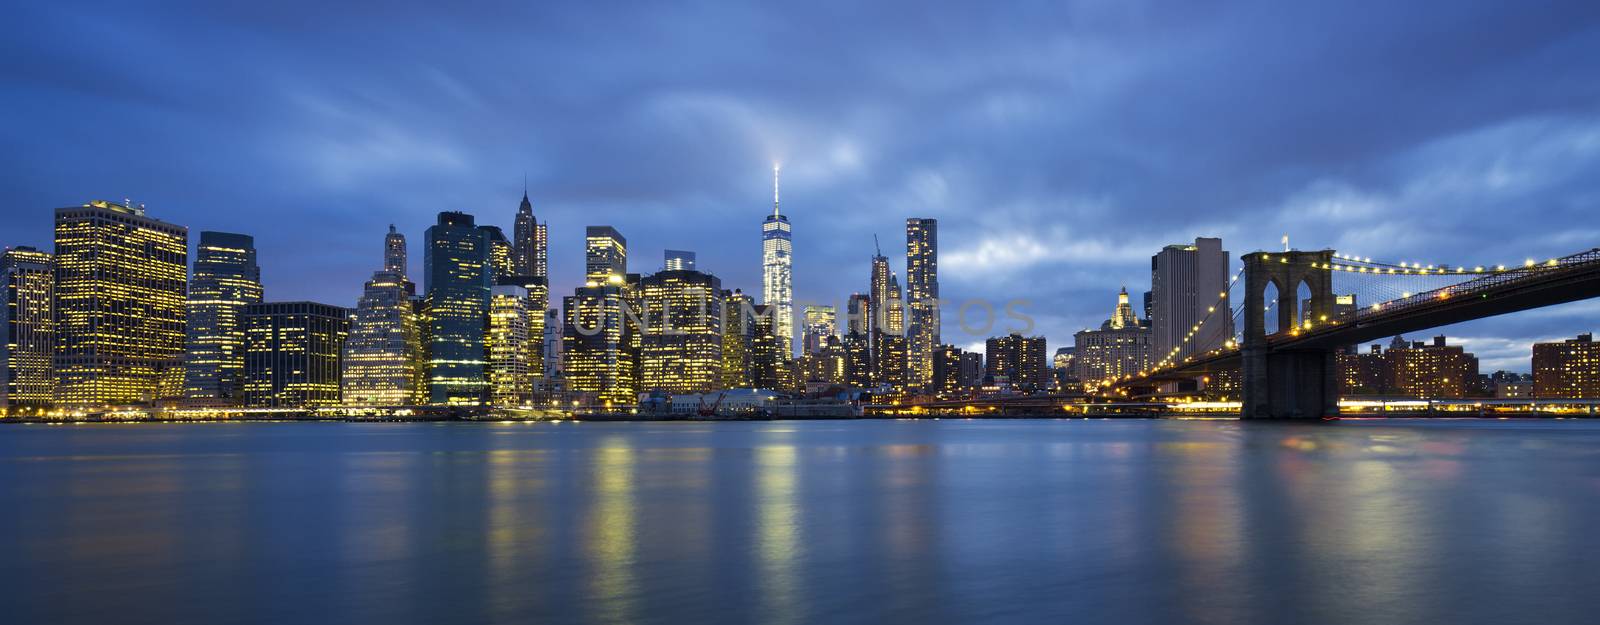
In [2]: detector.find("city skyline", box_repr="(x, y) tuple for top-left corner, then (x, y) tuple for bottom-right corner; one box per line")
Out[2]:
(4, 2), (1600, 372)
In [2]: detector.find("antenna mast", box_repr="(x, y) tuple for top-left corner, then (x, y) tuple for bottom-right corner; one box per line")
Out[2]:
(772, 163), (781, 217)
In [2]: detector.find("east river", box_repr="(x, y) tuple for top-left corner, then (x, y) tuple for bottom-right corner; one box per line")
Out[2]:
(3, 419), (1598, 624)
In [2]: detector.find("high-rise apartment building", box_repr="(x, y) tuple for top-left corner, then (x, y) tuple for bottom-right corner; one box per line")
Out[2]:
(638, 269), (723, 393)
(802, 305), (837, 354)
(1151, 237), (1232, 363)
(1, 247), (54, 411)
(424, 212), (492, 405)
(762, 165), (793, 354)
(905, 218), (939, 387)
(54, 200), (188, 406)
(985, 333), (1049, 393)
(183, 232), (263, 406)
(1388, 335), (1479, 398)
(243, 301), (349, 408)
(1533, 333), (1600, 399)
(512, 190), (548, 280)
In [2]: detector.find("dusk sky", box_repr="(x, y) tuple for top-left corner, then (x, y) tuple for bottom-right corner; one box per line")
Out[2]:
(4, 1), (1599, 371)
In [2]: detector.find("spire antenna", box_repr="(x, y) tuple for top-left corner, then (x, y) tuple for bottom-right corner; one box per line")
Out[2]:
(873, 234), (881, 257)
(772, 163), (781, 218)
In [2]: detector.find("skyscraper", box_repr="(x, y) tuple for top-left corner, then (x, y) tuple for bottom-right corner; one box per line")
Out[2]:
(869, 251), (908, 389)
(482, 225), (514, 281)
(488, 285), (538, 407)
(638, 269), (723, 393)
(53, 200), (188, 406)
(585, 226), (627, 284)
(750, 304), (787, 390)
(802, 305), (837, 354)
(1, 247), (54, 412)
(905, 218), (939, 387)
(385, 224), (415, 295)
(1074, 289), (1153, 386)
(243, 301), (349, 408)
(424, 211), (492, 405)
(183, 231), (263, 406)
(512, 190), (548, 280)
(762, 165), (793, 353)
(1151, 237), (1231, 363)
(343, 227), (423, 406)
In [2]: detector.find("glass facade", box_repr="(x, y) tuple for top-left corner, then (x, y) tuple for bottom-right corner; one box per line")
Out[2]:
(638, 270), (723, 393)
(1, 247), (54, 411)
(424, 212), (493, 405)
(243, 301), (349, 408)
(182, 231), (263, 406)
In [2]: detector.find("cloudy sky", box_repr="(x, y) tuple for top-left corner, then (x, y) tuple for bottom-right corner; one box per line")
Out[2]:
(4, 1), (1599, 371)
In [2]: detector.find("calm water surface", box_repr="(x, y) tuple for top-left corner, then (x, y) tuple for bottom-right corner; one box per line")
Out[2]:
(2, 419), (1598, 624)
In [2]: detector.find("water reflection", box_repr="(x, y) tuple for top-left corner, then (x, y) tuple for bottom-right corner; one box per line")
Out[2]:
(3, 420), (1600, 625)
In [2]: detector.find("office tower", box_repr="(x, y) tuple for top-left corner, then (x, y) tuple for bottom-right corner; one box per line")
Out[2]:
(512, 190), (548, 280)
(384, 225), (415, 296)
(563, 284), (635, 406)
(1151, 237), (1231, 362)
(343, 270), (424, 406)
(424, 212), (492, 405)
(842, 332), (873, 388)
(905, 218), (939, 386)
(664, 250), (696, 271)
(243, 301), (349, 408)
(488, 285), (537, 407)
(762, 165), (794, 353)
(638, 269), (723, 393)
(585, 226), (627, 284)
(1387, 335), (1479, 398)
(1073, 289), (1153, 385)
(802, 305), (837, 354)
(53, 200), (188, 406)
(1533, 334), (1600, 398)
(721, 289), (756, 389)
(931, 345), (964, 394)
(182, 232), (263, 406)
(750, 304), (787, 389)
(482, 226), (514, 281)
(1052, 347), (1078, 389)
(1, 247), (54, 411)
(985, 333), (1048, 393)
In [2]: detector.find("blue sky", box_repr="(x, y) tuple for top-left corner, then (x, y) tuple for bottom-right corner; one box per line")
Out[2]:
(4, 1), (1599, 371)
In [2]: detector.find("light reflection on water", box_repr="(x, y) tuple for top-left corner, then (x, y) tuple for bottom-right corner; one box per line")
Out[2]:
(3, 419), (1600, 624)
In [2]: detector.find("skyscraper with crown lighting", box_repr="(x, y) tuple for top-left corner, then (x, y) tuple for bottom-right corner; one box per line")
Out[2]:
(761, 165), (793, 354)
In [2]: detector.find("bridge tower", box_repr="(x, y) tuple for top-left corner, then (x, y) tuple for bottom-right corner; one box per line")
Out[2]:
(1240, 249), (1337, 419)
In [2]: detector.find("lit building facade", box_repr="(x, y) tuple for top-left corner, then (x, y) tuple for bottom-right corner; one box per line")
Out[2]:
(342, 269), (423, 405)
(931, 344), (965, 394)
(183, 231), (263, 406)
(564, 226), (635, 406)
(664, 250), (696, 271)
(488, 285), (538, 407)
(243, 301), (349, 408)
(762, 166), (794, 354)
(750, 303), (788, 390)
(638, 270), (723, 393)
(802, 305), (837, 354)
(1073, 289), (1153, 386)
(54, 200), (188, 406)
(424, 212), (493, 405)
(1533, 333), (1600, 399)
(905, 218), (940, 387)
(985, 333), (1049, 393)
(585, 226), (627, 284)
(482, 226), (514, 281)
(1, 247), (54, 411)
(1388, 335), (1479, 399)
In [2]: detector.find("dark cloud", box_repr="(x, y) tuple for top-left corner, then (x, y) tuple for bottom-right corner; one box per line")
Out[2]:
(4, 0), (1599, 371)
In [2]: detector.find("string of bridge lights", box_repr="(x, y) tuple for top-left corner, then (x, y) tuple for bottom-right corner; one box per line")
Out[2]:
(1317, 253), (1560, 275)
(1095, 266), (1246, 389)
